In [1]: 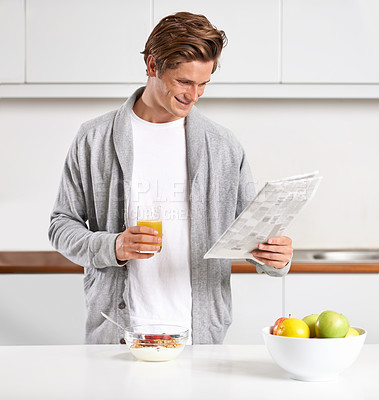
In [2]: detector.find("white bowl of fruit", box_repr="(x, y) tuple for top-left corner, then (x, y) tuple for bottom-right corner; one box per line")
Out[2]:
(262, 310), (367, 381)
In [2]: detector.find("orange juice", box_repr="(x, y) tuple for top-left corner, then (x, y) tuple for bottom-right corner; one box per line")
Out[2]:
(137, 220), (163, 250)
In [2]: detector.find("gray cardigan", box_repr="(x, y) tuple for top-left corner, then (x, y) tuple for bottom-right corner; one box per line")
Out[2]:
(48, 87), (289, 344)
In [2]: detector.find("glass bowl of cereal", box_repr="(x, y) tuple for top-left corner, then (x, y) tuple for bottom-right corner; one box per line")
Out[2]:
(125, 324), (189, 362)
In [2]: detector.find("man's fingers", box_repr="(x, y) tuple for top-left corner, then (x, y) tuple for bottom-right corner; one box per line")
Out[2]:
(252, 250), (289, 263)
(254, 245), (293, 257)
(265, 236), (292, 246)
(128, 225), (159, 235)
(115, 227), (162, 261)
(130, 234), (162, 244)
(132, 243), (161, 252)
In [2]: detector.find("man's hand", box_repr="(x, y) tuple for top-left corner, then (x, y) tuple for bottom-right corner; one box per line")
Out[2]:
(251, 236), (293, 269)
(115, 225), (162, 262)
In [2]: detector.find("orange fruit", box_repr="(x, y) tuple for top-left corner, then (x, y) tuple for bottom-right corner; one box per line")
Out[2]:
(276, 318), (310, 338)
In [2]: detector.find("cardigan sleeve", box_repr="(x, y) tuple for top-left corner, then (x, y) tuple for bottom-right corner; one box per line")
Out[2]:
(48, 128), (125, 269)
(246, 257), (292, 277)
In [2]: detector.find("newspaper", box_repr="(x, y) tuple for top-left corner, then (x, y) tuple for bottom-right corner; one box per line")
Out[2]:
(203, 171), (322, 260)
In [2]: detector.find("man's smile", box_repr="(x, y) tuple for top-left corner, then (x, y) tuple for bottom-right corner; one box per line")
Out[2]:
(175, 96), (192, 106)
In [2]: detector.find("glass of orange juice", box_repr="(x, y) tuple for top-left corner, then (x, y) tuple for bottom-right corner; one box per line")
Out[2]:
(136, 205), (162, 253)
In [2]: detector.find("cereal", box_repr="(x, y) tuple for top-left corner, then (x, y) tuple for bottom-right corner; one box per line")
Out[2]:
(131, 338), (182, 349)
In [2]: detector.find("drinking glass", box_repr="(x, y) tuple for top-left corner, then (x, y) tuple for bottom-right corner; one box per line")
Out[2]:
(136, 205), (162, 253)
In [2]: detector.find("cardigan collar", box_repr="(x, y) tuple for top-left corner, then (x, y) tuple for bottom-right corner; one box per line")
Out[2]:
(112, 86), (206, 190)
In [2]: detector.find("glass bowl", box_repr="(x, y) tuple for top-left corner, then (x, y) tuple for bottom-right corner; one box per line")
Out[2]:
(124, 324), (189, 362)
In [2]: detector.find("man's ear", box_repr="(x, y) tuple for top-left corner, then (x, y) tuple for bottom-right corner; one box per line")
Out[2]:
(146, 55), (157, 77)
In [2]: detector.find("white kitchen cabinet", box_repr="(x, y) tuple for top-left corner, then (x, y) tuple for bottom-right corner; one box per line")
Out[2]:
(0, 0), (25, 83)
(26, 0), (150, 83)
(0, 272), (281, 345)
(284, 274), (379, 344)
(0, 274), (86, 345)
(4, 0), (379, 97)
(154, 0), (280, 83)
(282, 0), (379, 83)
(224, 273), (284, 344)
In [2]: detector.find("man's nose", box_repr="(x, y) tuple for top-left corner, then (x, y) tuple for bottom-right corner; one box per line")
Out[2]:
(187, 85), (199, 102)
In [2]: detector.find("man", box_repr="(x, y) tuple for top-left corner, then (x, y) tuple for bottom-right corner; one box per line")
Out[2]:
(49, 12), (293, 345)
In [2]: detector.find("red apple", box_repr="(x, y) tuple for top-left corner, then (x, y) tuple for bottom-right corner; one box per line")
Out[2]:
(273, 317), (288, 335)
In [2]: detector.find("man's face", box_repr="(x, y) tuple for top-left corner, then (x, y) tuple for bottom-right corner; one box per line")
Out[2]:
(148, 58), (214, 122)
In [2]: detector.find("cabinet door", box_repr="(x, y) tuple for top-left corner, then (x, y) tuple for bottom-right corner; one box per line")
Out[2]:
(154, 0), (280, 83)
(285, 274), (379, 344)
(0, 274), (85, 345)
(26, 0), (150, 83)
(0, 0), (25, 83)
(282, 0), (379, 83)
(224, 274), (283, 344)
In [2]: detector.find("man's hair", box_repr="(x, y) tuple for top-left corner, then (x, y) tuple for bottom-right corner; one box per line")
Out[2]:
(141, 11), (227, 77)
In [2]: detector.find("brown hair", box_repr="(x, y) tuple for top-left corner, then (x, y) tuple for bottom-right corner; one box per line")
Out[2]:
(142, 12), (227, 76)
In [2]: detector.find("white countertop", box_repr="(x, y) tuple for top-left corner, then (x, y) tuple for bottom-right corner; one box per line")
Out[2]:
(0, 344), (378, 400)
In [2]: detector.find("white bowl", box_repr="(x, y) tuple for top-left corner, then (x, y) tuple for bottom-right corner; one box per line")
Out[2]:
(125, 324), (189, 362)
(262, 326), (367, 381)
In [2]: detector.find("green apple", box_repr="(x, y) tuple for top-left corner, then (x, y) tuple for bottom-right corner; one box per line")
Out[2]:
(315, 310), (350, 338)
(345, 327), (359, 337)
(302, 314), (319, 338)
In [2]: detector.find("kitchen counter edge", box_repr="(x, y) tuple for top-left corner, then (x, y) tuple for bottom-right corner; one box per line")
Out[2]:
(0, 251), (378, 274)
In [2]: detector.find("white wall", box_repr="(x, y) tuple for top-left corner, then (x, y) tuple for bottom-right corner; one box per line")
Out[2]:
(199, 98), (379, 249)
(1, 97), (379, 250)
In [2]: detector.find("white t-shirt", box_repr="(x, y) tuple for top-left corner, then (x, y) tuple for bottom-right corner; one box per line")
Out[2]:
(128, 110), (192, 343)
